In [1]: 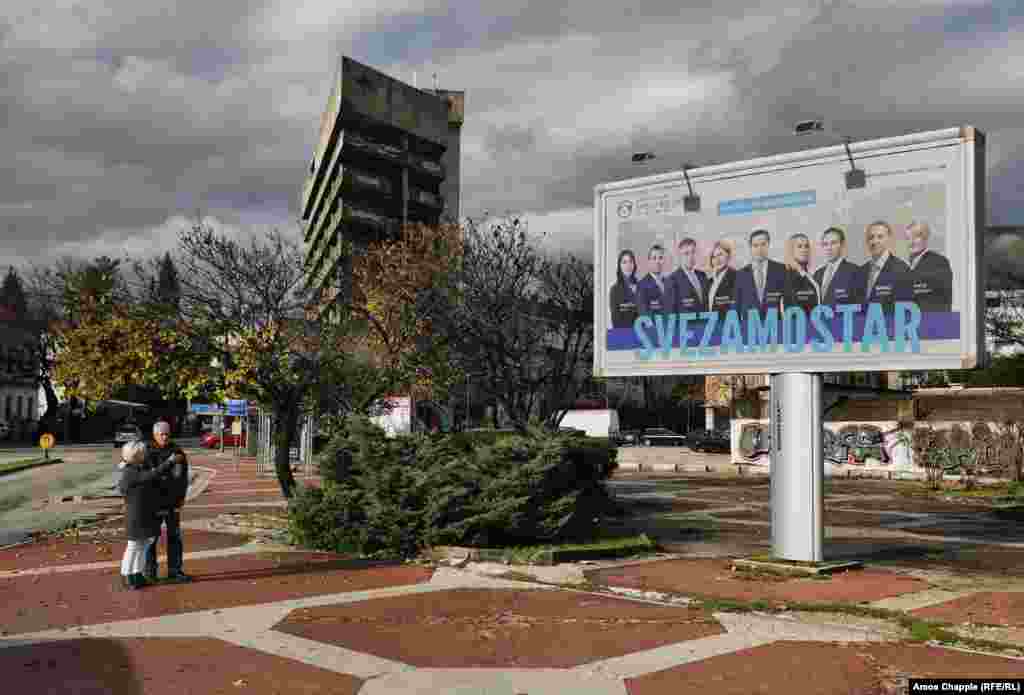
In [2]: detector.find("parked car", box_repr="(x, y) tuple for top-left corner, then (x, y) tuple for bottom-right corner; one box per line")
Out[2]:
(614, 429), (641, 446)
(688, 429), (731, 453)
(639, 427), (688, 447)
(557, 409), (620, 438)
(113, 422), (142, 448)
(557, 427), (587, 437)
(203, 432), (247, 448)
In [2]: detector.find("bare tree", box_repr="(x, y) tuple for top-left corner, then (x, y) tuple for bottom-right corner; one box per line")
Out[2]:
(431, 217), (594, 430)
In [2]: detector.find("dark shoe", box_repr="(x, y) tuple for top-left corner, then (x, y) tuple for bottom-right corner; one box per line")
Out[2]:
(129, 573), (150, 589)
(143, 572), (158, 584)
(166, 571), (192, 583)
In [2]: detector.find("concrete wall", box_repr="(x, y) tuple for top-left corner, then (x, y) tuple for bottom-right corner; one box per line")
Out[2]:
(728, 388), (1024, 479)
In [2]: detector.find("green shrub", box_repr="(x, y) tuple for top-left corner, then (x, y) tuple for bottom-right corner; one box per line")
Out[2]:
(290, 417), (618, 557)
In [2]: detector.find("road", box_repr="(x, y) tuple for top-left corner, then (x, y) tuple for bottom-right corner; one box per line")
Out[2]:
(0, 438), (205, 547)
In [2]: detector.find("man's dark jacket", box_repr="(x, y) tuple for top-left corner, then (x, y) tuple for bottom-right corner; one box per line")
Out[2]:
(909, 250), (953, 312)
(145, 440), (189, 510)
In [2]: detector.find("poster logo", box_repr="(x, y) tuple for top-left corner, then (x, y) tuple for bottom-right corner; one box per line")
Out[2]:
(616, 201), (633, 218)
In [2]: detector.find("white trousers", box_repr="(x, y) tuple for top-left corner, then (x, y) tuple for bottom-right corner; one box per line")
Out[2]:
(120, 537), (156, 576)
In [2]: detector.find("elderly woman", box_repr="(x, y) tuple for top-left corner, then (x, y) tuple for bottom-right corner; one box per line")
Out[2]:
(783, 232), (821, 316)
(117, 440), (174, 590)
(705, 239), (738, 317)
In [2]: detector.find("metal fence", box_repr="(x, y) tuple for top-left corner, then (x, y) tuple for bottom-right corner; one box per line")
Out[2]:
(254, 407), (315, 478)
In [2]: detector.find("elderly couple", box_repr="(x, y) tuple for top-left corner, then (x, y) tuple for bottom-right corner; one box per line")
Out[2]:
(117, 421), (193, 590)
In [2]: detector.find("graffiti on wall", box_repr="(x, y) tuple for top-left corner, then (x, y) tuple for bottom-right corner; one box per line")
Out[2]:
(737, 422), (911, 467)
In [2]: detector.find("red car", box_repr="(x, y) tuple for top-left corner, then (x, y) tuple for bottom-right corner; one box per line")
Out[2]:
(202, 432), (247, 448)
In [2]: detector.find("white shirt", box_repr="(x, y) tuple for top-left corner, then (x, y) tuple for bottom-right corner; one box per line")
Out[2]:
(909, 250), (927, 270)
(820, 258), (841, 295)
(866, 251), (891, 295)
(708, 269), (728, 309)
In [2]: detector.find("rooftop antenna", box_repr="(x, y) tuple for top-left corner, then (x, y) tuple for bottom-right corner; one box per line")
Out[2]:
(413, 71), (418, 88)
(432, 72), (439, 93)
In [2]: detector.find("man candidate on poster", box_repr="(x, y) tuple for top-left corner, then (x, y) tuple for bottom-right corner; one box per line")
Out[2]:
(637, 243), (676, 318)
(735, 229), (786, 319)
(813, 227), (863, 307)
(862, 220), (913, 313)
(668, 237), (707, 314)
(905, 221), (953, 312)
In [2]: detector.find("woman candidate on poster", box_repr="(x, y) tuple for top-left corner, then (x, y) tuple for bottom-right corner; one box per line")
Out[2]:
(609, 249), (641, 328)
(705, 239), (739, 318)
(783, 233), (821, 316)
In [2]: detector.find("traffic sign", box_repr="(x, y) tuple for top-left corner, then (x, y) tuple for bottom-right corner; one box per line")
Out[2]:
(39, 433), (55, 449)
(226, 399), (248, 417)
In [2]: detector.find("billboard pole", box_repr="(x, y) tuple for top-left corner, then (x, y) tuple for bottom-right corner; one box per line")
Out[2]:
(769, 372), (823, 562)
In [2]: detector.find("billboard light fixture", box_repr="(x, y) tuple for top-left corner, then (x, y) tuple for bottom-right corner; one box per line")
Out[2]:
(794, 120), (866, 190)
(631, 151), (701, 210)
(682, 165), (701, 212)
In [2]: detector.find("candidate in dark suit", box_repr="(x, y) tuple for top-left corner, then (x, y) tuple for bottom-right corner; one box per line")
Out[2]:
(813, 227), (863, 307)
(668, 237), (708, 314)
(862, 221), (913, 312)
(782, 233), (821, 316)
(637, 244), (676, 318)
(609, 249), (641, 328)
(735, 229), (786, 319)
(905, 221), (953, 312)
(705, 239), (739, 318)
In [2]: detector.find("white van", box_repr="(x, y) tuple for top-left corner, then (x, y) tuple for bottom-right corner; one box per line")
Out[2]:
(558, 409), (620, 438)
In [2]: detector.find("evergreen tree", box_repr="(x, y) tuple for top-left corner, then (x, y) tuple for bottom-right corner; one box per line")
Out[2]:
(156, 252), (181, 309)
(1, 266), (28, 319)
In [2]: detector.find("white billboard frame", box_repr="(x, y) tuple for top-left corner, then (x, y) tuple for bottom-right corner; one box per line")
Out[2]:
(593, 126), (986, 378)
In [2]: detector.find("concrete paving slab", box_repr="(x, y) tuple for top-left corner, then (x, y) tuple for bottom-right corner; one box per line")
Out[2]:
(359, 668), (628, 695)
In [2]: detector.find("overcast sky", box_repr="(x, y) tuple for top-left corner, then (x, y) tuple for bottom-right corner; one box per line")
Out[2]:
(2, 0), (1023, 272)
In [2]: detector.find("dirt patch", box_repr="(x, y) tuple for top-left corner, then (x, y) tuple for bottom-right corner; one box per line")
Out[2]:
(0, 637), (362, 695)
(913, 591), (1024, 628)
(625, 641), (1024, 695)
(589, 559), (930, 605)
(0, 552), (432, 635)
(274, 588), (724, 668)
(0, 529), (250, 571)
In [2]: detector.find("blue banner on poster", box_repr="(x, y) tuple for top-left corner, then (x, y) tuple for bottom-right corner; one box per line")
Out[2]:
(226, 399), (248, 416)
(189, 403), (224, 415)
(718, 190), (816, 216)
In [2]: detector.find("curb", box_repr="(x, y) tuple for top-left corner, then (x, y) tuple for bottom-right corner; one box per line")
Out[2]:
(0, 458), (64, 477)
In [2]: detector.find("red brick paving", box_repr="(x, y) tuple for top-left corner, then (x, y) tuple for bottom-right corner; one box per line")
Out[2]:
(912, 592), (1024, 627)
(625, 641), (1024, 695)
(0, 637), (362, 695)
(588, 559), (930, 605)
(0, 529), (251, 571)
(0, 552), (432, 635)
(179, 506), (288, 521)
(274, 588), (725, 668)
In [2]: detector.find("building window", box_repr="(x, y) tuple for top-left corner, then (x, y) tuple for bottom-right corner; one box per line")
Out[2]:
(17, 395), (23, 417)
(4, 395), (10, 419)
(27, 397), (33, 420)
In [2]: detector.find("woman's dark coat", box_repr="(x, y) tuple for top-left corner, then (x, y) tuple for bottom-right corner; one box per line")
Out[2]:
(118, 462), (166, 541)
(609, 280), (640, 328)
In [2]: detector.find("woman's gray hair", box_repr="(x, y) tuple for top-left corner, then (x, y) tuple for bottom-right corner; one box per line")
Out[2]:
(121, 440), (147, 466)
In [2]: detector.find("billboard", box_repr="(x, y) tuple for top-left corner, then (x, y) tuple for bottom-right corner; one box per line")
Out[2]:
(594, 126), (985, 377)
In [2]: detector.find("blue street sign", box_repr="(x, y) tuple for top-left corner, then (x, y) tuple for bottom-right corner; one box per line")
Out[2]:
(189, 403), (224, 415)
(226, 399), (248, 416)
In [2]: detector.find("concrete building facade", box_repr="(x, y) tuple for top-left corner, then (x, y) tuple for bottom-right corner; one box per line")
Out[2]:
(298, 56), (464, 309)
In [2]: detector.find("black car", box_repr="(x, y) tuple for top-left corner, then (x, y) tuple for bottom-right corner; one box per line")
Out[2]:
(688, 429), (731, 453)
(614, 429), (641, 446)
(113, 422), (142, 449)
(638, 427), (687, 447)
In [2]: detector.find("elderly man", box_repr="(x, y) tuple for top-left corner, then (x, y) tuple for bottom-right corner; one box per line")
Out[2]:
(143, 421), (192, 583)
(813, 227), (863, 307)
(862, 221), (912, 312)
(905, 221), (953, 312)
